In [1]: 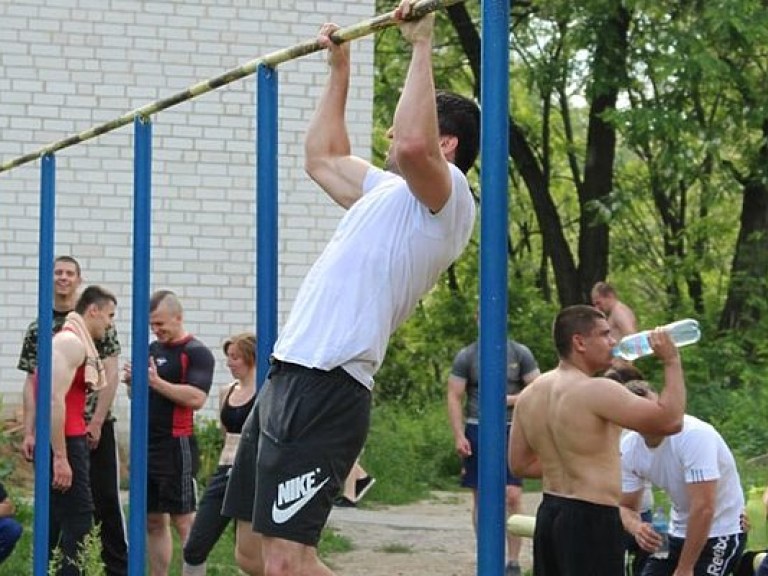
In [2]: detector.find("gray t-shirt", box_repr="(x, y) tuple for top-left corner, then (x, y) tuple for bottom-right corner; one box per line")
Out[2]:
(451, 339), (538, 423)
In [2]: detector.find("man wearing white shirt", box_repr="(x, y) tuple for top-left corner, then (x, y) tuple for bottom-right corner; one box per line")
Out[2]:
(620, 380), (745, 576)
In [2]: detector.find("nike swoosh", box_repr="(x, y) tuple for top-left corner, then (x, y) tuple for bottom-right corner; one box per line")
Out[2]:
(271, 477), (330, 524)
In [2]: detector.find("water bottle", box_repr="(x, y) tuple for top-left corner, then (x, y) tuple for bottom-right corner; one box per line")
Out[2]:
(613, 318), (701, 361)
(651, 507), (669, 559)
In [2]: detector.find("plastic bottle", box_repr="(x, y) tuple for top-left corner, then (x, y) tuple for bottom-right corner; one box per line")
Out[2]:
(612, 318), (701, 362)
(650, 507), (669, 559)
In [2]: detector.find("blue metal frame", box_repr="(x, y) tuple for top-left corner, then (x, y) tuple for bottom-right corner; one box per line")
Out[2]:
(32, 153), (56, 576)
(28, 4), (511, 574)
(477, 0), (511, 575)
(256, 64), (279, 388)
(128, 116), (152, 576)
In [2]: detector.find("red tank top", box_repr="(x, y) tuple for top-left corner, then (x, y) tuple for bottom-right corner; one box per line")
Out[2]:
(33, 337), (89, 437)
(64, 365), (88, 437)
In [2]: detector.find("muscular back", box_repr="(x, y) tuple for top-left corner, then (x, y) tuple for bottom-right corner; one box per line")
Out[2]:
(516, 366), (623, 506)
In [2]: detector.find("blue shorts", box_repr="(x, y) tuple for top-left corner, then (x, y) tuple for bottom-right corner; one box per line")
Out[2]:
(460, 422), (522, 489)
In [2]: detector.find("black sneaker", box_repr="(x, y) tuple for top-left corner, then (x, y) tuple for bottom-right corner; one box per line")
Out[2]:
(334, 496), (357, 508)
(505, 562), (521, 576)
(354, 476), (376, 502)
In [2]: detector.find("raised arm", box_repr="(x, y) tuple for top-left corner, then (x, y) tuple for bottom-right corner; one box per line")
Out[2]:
(593, 330), (685, 436)
(304, 23), (371, 209)
(390, 1), (452, 213)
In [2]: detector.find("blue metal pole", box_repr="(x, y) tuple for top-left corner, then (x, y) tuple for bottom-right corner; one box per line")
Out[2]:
(256, 64), (278, 388)
(33, 153), (56, 576)
(477, 0), (511, 574)
(128, 116), (152, 576)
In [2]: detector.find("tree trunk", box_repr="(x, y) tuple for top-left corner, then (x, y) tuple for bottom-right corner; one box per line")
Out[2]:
(577, 4), (631, 300)
(719, 165), (768, 331)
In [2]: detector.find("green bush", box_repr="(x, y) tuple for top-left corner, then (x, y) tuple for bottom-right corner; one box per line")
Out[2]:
(194, 418), (224, 488)
(361, 401), (460, 505)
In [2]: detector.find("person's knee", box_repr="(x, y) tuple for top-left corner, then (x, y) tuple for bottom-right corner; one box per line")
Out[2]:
(146, 513), (169, 535)
(236, 547), (264, 576)
(0, 519), (23, 563)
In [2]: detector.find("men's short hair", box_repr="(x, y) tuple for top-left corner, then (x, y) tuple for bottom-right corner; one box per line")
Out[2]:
(75, 285), (116, 314)
(436, 90), (480, 174)
(553, 305), (606, 358)
(55, 255), (81, 277)
(149, 289), (183, 314)
(625, 379), (654, 398)
(604, 364), (645, 384)
(591, 281), (616, 297)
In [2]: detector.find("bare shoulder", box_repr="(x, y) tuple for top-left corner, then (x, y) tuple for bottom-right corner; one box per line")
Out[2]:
(53, 331), (86, 362)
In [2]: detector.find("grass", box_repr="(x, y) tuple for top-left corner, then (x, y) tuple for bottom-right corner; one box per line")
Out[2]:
(6, 400), (768, 572)
(5, 515), (350, 575)
(376, 542), (414, 553)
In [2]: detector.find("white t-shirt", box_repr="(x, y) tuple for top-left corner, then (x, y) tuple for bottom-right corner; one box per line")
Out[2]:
(621, 414), (744, 538)
(273, 163), (475, 389)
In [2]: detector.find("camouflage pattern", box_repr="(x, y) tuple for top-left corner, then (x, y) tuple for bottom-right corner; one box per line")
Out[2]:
(18, 311), (121, 422)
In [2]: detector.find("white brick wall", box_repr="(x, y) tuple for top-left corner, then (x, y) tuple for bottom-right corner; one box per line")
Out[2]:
(0, 0), (375, 436)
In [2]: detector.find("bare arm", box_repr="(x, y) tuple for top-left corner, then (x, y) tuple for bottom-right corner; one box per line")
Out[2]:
(390, 1), (452, 213)
(508, 402), (541, 478)
(22, 372), (36, 460)
(675, 481), (716, 575)
(87, 354), (119, 448)
(593, 330), (685, 435)
(148, 357), (208, 410)
(51, 333), (85, 491)
(304, 23), (371, 209)
(446, 376), (470, 457)
(620, 490), (662, 553)
(0, 497), (15, 518)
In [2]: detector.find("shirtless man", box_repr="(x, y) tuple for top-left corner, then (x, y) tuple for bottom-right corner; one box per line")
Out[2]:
(508, 304), (686, 576)
(591, 281), (637, 340)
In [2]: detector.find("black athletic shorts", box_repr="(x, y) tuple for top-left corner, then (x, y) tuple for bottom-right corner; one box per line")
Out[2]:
(147, 436), (199, 514)
(51, 436), (94, 518)
(221, 401), (260, 523)
(254, 359), (371, 546)
(534, 493), (625, 576)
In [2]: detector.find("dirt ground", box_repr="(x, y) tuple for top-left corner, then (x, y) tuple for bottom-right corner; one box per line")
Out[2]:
(325, 490), (542, 576)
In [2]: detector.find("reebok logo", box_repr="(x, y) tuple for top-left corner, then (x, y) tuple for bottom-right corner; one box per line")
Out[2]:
(271, 469), (329, 525)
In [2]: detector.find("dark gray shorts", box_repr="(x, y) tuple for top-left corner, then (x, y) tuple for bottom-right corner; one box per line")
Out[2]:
(223, 360), (371, 546)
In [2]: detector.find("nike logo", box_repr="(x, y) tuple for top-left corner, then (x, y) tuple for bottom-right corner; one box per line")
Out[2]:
(271, 470), (330, 525)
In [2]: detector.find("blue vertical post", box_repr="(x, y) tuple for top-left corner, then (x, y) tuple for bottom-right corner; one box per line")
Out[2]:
(477, 0), (511, 575)
(256, 64), (278, 387)
(129, 115), (152, 576)
(33, 153), (56, 576)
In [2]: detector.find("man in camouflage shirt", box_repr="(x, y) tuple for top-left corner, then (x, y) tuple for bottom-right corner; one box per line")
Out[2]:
(19, 256), (128, 576)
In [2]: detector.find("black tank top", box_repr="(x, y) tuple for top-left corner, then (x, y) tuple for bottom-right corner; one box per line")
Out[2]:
(219, 383), (256, 434)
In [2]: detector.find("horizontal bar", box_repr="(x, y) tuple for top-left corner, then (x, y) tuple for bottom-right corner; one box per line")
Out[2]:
(506, 514), (536, 537)
(0, 0), (464, 175)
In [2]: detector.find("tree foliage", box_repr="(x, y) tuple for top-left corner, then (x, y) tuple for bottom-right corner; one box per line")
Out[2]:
(371, 0), (768, 456)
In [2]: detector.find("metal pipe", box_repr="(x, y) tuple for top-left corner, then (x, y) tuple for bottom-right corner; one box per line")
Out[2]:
(32, 154), (55, 576)
(0, 0), (465, 175)
(256, 65), (279, 389)
(477, 0), (511, 574)
(128, 116), (152, 576)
